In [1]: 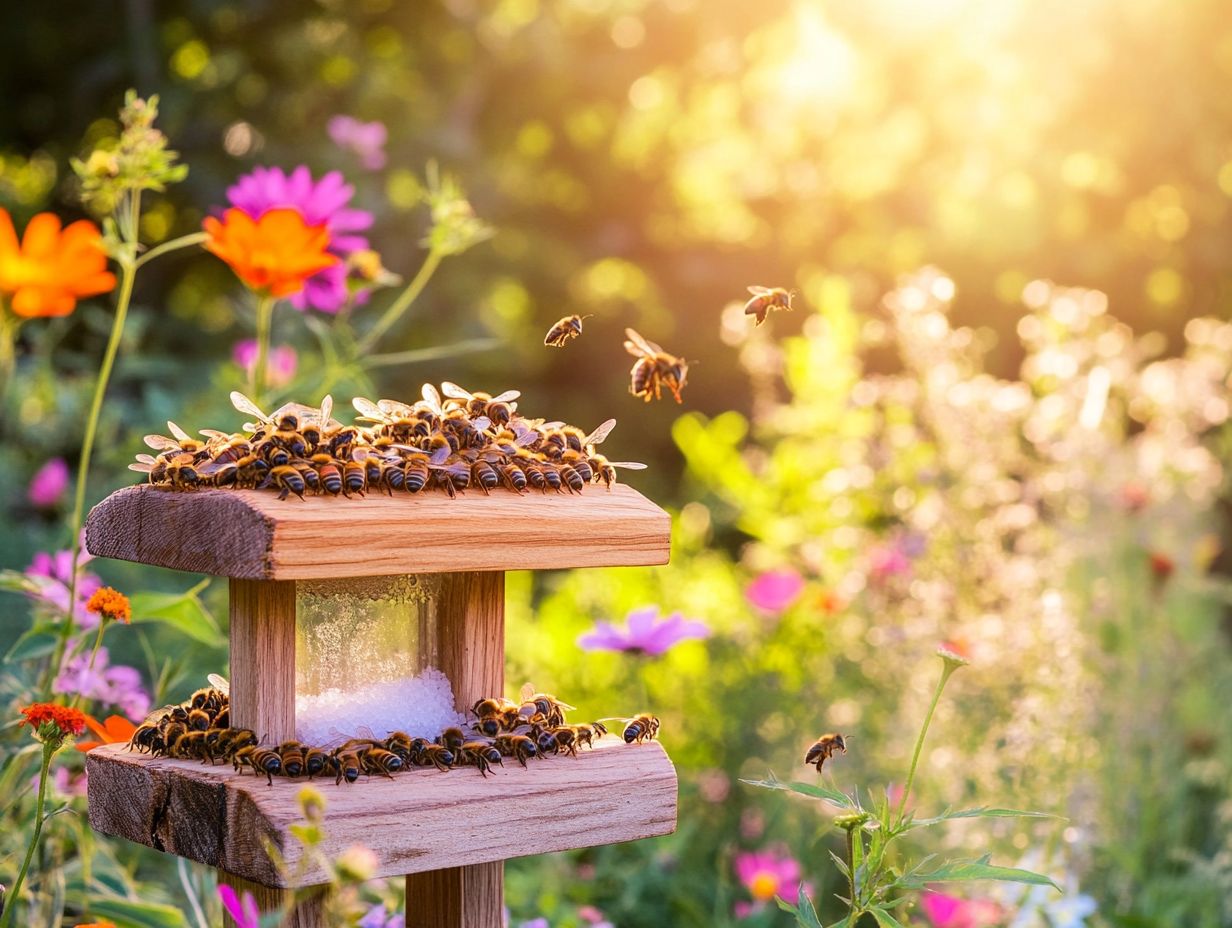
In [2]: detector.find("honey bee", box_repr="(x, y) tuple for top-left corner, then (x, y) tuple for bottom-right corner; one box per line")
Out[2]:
(216, 728), (258, 761)
(353, 397), (430, 444)
(622, 714), (660, 744)
(519, 684), (575, 727)
(804, 733), (847, 773)
(144, 421), (208, 460)
(417, 743), (455, 772)
(359, 746), (404, 778)
(383, 731), (414, 762)
(587, 454), (647, 488)
(330, 748), (362, 785)
(543, 313), (592, 348)
(492, 733), (537, 767)
(262, 464), (307, 501)
(472, 697), (520, 737)
(623, 328), (688, 403)
(572, 722), (607, 749)
(230, 391), (308, 457)
(441, 382), (520, 426)
(186, 708), (212, 731)
(170, 730), (213, 762)
(308, 453), (344, 495)
(457, 741), (503, 776)
(742, 286), (795, 326)
(277, 741), (307, 778)
(439, 727), (466, 752)
(235, 746), (283, 785)
(130, 454), (201, 489)
(128, 454), (167, 485)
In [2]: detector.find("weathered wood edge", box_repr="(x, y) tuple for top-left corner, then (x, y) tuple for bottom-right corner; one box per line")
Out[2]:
(84, 484), (671, 579)
(86, 738), (679, 887)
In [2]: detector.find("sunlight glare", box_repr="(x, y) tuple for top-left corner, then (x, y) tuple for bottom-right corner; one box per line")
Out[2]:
(772, 4), (858, 107)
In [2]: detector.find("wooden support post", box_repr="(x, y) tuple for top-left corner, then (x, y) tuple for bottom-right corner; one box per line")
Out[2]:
(407, 571), (505, 928)
(222, 579), (325, 928)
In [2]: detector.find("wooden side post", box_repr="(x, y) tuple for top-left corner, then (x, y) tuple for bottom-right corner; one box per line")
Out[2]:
(222, 579), (325, 928)
(407, 571), (505, 928)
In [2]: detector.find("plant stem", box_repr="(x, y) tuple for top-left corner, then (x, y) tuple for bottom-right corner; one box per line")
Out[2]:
(252, 293), (276, 402)
(133, 230), (207, 269)
(354, 247), (443, 355)
(0, 743), (53, 928)
(895, 664), (956, 828)
(67, 621), (108, 711)
(846, 826), (857, 908)
(0, 311), (16, 414)
(42, 256), (137, 697)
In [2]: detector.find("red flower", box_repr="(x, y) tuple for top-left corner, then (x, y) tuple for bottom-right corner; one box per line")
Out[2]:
(19, 702), (87, 738)
(1149, 552), (1174, 582)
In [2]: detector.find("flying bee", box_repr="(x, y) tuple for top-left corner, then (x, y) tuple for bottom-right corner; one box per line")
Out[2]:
(458, 741), (503, 776)
(235, 746), (283, 785)
(519, 685), (575, 727)
(622, 714), (660, 745)
(359, 746), (403, 778)
(261, 465), (307, 501)
(277, 741), (307, 778)
(330, 749), (362, 785)
(441, 382), (520, 426)
(805, 733), (847, 773)
(624, 328), (689, 403)
(742, 285), (795, 325)
(543, 313), (592, 348)
(492, 733), (537, 767)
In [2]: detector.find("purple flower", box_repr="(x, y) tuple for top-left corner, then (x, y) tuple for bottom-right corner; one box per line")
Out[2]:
(359, 904), (405, 928)
(868, 531), (924, 582)
(54, 645), (151, 721)
(226, 165), (374, 313)
(745, 568), (804, 615)
(32, 764), (87, 799)
(328, 115), (388, 171)
(577, 605), (710, 656)
(518, 920), (550, 928)
(218, 885), (262, 928)
(28, 457), (69, 508)
(26, 542), (103, 629)
(233, 340), (297, 387)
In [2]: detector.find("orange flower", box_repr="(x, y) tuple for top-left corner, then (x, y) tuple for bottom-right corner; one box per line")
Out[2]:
(19, 702), (88, 738)
(76, 922), (117, 928)
(86, 586), (132, 623)
(203, 207), (338, 297)
(76, 714), (138, 753)
(0, 209), (116, 317)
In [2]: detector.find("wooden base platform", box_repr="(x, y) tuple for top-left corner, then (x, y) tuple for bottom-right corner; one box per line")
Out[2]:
(85, 737), (678, 887)
(84, 484), (671, 579)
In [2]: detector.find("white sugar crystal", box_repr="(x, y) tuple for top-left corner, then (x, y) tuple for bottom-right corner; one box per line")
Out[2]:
(295, 666), (463, 747)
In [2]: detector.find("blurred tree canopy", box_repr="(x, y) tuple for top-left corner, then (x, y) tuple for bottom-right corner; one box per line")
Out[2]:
(3, 0), (1231, 494)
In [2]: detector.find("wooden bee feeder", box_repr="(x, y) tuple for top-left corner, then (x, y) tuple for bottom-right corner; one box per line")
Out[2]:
(82, 485), (675, 928)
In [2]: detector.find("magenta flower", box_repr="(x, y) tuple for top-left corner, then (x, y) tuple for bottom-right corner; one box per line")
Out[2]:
(745, 568), (804, 614)
(25, 543), (103, 628)
(28, 457), (69, 508)
(226, 165), (374, 313)
(920, 890), (1003, 928)
(218, 884), (262, 928)
(734, 845), (812, 918)
(359, 904), (405, 928)
(31, 765), (87, 799)
(577, 606), (710, 656)
(233, 340), (297, 387)
(54, 645), (151, 721)
(328, 115), (388, 170)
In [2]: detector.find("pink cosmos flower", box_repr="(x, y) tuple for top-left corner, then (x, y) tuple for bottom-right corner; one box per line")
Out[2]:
(54, 645), (151, 721)
(577, 605), (710, 656)
(28, 457), (69, 508)
(218, 884), (262, 928)
(920, 890), (1003, 928)
(226, 165), (374, 313)
(32, 764), (88, 798)
(328, 115), (388, 170)
(26, 543), (102, 628)
(233, 340), (297, 388)
(696, 768), (731, 804)
(745, 568), (805, 614)
(734, 846), (809, 912)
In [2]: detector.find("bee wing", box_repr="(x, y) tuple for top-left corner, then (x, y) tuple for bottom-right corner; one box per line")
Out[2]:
(128, 462), (154, 473)
(197, 458), (233, 476)
(199, 429), (232, 440)
(421, 383), (443, 413)
(144, 434), (179, 451)
(142, 705), (180, 725)
(207, 673), (230, 695)
(319, 394), (333, 424)
(351, 448), (371, 462)
(623, 327), (663, 357)
(520, 682), (535, 702)
(352, 397), (384, 420)
(429, 444), (452, 466)
(607, 461), (648, 470)
(472, 416), (492, 431)
(441, 381), (472, 401)
(355, 724), (378, 742)
(747, 285), (772, 296)
(230, 390), (269, 422)
(584, 418), (617, 446)
(167, 420), (192, 442)
(490, 390), (521, 403)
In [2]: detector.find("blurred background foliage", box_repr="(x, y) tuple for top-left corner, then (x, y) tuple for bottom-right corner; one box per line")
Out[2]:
(3, 0), (1232, 926)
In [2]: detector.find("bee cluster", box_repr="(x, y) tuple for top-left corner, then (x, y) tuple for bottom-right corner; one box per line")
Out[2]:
(131, 383), (646, 500)
(128, 684), (661, 788)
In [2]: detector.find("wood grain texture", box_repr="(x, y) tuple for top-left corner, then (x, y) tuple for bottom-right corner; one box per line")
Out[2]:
(219, 872), (327, 928)
(407, 572), (506, 928)
(229, 579), (297, 743)
(85, 736), (678, 887)
(85, 484), (671, 579)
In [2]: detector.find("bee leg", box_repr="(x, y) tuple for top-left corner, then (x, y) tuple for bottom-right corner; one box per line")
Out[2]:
(265, 769), (274, 786)
(277, 487), (289, 501)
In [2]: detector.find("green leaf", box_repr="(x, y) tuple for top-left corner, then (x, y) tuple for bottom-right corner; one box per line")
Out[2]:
(868, 907), (907, 928)
(828, 849), (851, 878)
(129, 586), (223, 647)
(897, 855), (1060, 891)
(5, 624), (62, 661)
(741, 771), (856, 808)
(84, 897), (189, 927)
(909, 807), (1062, 828)
(777, 886), (824, 928)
